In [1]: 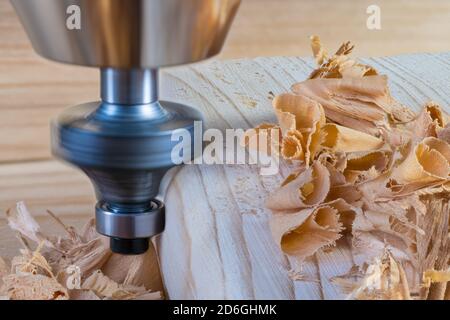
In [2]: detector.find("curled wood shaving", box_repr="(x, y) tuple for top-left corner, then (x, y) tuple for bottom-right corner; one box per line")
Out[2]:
(343, 150), (391, 184)
(273, 93), (325, 164)
(391, 137), (450, 189)
(409, 102), (447, 141)
(292, 76), (414, 135)
(270, 203), (342, 260)
(333, 250), (411, 300)
(309, 35), (377, 79)
(247, 36), (450, 300)
(0, 203), (163, 300)
(242, 123), (282, 158)
(267, 161), (330, 211)
(6, 202), (53, 247)
(321, 124), (384, 153)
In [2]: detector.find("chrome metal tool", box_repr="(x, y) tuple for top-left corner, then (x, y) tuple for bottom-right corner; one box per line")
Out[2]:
(11, 0), (240, 254)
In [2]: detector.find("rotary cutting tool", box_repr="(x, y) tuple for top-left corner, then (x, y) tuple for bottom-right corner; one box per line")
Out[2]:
(11, 0), (240, 254)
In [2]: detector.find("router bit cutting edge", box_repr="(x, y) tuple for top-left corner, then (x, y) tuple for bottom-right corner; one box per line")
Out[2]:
(11, 0), (241, 254)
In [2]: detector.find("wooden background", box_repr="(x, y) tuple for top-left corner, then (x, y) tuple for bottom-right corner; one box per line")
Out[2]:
(1, 0), (450, 259)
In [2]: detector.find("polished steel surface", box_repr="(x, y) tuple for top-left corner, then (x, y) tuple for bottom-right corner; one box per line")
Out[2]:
(52, 101), (203, 170)
(101, 68), (159, 105)
(52, 100), (203, 249)
(12, 0), (240, 253)
(11, 0), (241, 68)
(96, 200), (165, 239)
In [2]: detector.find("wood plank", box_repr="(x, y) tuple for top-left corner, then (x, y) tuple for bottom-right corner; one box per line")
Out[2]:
(1, 53), (450, 299)
(158, 56), (450, 299)
(2, 0), (450, 300)
(0, 85), (98, 161)
(223, 0), (450, 59)
(159, 164), (296, 299)
(0, 160), (95, 217)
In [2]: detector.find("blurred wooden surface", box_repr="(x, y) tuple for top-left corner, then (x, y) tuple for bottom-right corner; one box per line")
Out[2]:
(225, 0), (450, 59)
(1, 0), (450, 268)
(2, 0), (450, 162)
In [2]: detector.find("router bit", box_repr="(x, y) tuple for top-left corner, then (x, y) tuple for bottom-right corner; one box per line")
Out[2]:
(11, 0), (241, 254)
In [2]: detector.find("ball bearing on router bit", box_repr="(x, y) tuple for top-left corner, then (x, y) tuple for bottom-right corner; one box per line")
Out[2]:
(52, 69), (203, 254)
(11, 0), (241, 254)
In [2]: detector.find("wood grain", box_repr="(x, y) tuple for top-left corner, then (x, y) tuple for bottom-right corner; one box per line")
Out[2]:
(224, 0), (450, 59)
(156, 56), (450, 299)
(1, 0), (450, 299)
(1, 54), (450, 298)
(2, 0), (450, 162)
(0, 160), (94, 217)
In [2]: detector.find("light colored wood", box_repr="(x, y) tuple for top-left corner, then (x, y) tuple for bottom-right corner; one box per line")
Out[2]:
(1, 54), (450, 299)
(0, 160), (95, 260)
(0, 160), (95, 217)
(224, 0), (450, 59)
(2, 0), (450, 162)
(156, 55), (450, 299)
(2, 0), (450, 299)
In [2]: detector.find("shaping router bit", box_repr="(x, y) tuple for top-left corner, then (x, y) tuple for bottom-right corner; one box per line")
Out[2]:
(11, 0), (240, 254)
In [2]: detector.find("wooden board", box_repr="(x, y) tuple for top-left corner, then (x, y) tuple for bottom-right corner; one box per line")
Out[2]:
(156, 55), (450, 299)
(2, 0), (450, 300)
(1, 54), (449, 299)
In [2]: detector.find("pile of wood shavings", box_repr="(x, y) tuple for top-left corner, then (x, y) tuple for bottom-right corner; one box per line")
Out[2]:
(0, 202), (163, 300)
(245, 36), (450, 300)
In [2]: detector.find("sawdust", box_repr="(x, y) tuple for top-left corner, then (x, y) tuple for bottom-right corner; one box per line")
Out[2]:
(0, 202), (163, 300)
(1, 36), (449, 301)
(246, 36), (450, 300)
(332, 250), (412, 300)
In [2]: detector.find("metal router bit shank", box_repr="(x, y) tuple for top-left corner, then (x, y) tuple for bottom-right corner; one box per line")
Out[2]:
(51, 68), (203, 254)
(11, 0), (240, 256)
